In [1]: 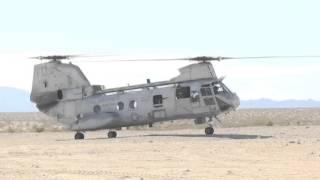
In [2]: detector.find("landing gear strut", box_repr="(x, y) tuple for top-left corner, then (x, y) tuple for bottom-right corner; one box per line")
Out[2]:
(204, 116), (215, 136)
(108, 131), (117, 138)
(75, 132), (84, 140)
(205, 127), (214, 136)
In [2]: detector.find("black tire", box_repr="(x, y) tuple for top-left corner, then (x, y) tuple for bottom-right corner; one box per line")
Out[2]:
(108, 131), (117, 138)
(75, 132), (84, 140)
(205, 127), (214, 136)
(112, 131), (117, 138)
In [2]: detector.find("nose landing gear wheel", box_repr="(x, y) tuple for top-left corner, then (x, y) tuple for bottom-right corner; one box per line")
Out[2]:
(108, 131), (117, 138)
(75, 132), (84, 140)
(205, 127), (214, 136)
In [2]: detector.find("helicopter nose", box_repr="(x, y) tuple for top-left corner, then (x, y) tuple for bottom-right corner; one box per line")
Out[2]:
(233, 94), (240, 109)
(215, 93), (240, 111)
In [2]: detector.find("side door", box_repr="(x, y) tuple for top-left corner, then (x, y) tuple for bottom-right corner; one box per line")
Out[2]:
(151, 94), (167, 120)
(175, 86), (193, 115)
(200, 84), (217, 110)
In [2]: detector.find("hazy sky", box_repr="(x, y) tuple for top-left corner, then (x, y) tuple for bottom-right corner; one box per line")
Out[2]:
(0, 0), (320, 100)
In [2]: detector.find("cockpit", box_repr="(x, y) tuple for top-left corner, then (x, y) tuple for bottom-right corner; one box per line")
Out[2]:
(175, 81), (239, 111)
(200, 82), (231, 96)
(212, 82), (232, 95)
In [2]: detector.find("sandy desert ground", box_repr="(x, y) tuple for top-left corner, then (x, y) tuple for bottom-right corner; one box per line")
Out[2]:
(0, 126), (320, 180)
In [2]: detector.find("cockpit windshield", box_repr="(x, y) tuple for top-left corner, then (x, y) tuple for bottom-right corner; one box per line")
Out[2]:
(212, 82), (231, 94)
(199, 82), (232, 96)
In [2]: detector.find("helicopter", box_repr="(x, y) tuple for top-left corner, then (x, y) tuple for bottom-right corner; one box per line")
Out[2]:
(29, 55), (318, 140)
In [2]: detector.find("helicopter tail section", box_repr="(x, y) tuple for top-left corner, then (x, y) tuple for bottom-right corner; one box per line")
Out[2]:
(30, 60), (91, 111)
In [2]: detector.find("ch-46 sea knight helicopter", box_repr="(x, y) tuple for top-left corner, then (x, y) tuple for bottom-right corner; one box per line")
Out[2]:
(30, 55), (319, 140)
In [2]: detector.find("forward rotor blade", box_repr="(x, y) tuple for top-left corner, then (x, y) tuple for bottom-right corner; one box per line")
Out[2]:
(30, 55), (81, 60)
(220, 55), (320, 60)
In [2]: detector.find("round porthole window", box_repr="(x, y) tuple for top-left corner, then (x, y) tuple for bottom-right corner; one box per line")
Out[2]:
(93, 105), (101, 113)
(117, 102), (124, 111)
(129, 100), (137, 109)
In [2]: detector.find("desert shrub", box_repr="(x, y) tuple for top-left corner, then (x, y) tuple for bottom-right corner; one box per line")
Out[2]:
(32, 124), (45, 133)
(266, 121), (274, 126)
(7, 126), (15, 133)
(0, 121), (6, 128)
(36, 126), (45, 133)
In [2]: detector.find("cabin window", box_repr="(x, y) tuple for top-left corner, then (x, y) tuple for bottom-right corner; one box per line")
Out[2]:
(57, 89), (63, 100)
(129, 100), (137, 109)
(176, 86), (190, 99)
(117, 102), (124, 111)
(93, 105), (101, 113)
(153, 95), (163, 107)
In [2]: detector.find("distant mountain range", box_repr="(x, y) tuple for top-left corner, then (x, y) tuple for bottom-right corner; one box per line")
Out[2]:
(0, 87), (320, 112)
(240, 99), (320, 108)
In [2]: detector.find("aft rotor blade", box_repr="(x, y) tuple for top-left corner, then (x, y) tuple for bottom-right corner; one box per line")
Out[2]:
(30, 54), (118, 61)
(81, 55), (320, 62)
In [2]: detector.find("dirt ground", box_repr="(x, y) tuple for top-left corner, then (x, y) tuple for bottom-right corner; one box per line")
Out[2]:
(0, 126), (320, 180)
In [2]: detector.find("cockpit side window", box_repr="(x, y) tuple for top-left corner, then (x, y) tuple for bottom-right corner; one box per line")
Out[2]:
(221, 82), (232, 93)
(200, 84), (212, 96)
(176, 86), (191, 99)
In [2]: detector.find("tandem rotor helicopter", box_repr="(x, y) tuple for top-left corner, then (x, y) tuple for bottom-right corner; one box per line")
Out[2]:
(30, 55), (318, 140)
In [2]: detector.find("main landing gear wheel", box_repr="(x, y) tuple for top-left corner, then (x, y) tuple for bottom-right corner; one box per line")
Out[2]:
(108, 131), (117, 138)
(205, 127), (214, 136)
(75, 132), (84, 140)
